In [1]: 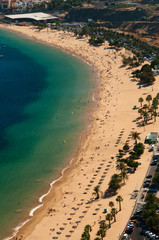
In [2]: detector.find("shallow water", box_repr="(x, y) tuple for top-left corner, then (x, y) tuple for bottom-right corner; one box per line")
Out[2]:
(0, 29), (94, 239)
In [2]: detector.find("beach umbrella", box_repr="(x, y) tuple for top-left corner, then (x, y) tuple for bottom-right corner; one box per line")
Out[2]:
(82, 211), (87, 214)
(72, 225), (77, 229)
(75, 221), (80, 224)
(66, 235), (71, 239)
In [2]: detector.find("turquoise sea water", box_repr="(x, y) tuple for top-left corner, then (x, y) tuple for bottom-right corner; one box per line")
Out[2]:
(0, 29), (94, 239)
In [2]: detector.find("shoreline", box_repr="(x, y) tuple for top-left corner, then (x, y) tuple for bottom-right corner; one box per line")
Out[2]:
(0, 24), (100, 240)
(1, 24), (159, 240)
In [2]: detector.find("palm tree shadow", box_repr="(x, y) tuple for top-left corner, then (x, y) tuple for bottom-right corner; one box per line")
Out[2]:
(103, 189), (117, 199)
(119, 64), (125, 68)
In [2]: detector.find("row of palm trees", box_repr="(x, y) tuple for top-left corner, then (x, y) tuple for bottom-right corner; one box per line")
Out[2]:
(108, 132), (140, 192)
(81, 196), (123, 240)
(108, 132), (145, 194)
(138, 93), (159, 126)
(72, 24), (159, 61)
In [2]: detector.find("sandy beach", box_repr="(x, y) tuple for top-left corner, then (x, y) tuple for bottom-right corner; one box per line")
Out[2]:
(1, 24), (159, 240)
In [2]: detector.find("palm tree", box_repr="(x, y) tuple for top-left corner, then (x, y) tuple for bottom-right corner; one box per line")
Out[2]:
(108, 174), (122, 193)
(138, 97), (144, 107)
(138, 108), (143, 118)
(84, 225), (92, 233)
(131, 131), (141, 144)
(146, 95), (152, 107)
(152, 104), (158, 113)
(111, 208), (117, 222)
(152, 97), (158, 108)
(116, 195), (123, 211)
(109, 201), (114, 209)
(152, 111), (157, 122)
(81, 237), (88, 240)
(116, 162), (126, 173)
(156, 93), (159, 104)
(92, 186), (101, 199)
(106, 213), (113, 228)
(123, 143), (129, 153)
(143, 111), (149, 123)
(140, 121), (145, 131)
(120, 170), (128, 184)
(143, 104), (149, 111)
(100, 221), (108, 230)
(148, 107), (154, 120)
(97, 229), (106, 240)
(81, 230), (90, 240)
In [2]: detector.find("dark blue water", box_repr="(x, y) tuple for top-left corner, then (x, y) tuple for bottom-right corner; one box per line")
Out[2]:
(0, 43), (47, 152)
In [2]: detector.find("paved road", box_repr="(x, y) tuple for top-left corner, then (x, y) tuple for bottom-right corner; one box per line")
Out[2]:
(120, 146), (159, 240)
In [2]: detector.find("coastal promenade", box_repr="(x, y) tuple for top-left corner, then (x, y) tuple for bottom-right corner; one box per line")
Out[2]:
(1, 25), (159, 240)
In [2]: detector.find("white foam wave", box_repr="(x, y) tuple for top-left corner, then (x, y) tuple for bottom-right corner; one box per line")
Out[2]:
(29, 204), (43, 217)
(4, 158), (75, 240)
(3, 219), (30, 240)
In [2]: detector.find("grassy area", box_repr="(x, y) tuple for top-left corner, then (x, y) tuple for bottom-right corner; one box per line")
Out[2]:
(108, 3), (134, 9)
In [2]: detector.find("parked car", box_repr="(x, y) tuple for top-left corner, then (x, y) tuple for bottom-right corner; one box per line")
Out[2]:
(127, 223), (135, 228)
(145, 179), (151, 183)
(125, 226), (133, 234)
(151, 160), (157, 166)
(146, 175), (152, 179)
(122, 233), (128, 239)
(153, 153), (159, 160)
(144, 182), (150, 188)
(145, 230), (151, 237)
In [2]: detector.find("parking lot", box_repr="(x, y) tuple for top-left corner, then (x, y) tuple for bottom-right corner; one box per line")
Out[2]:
(121, 145), (159, 240)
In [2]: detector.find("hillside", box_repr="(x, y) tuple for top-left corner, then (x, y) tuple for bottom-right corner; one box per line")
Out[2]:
(65, 7), (149, 27)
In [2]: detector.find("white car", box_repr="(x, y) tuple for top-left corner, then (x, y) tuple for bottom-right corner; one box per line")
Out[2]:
(122, 233), (128, 239)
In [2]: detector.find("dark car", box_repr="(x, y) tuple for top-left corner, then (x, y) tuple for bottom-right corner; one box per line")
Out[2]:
(146, 175), (152, 179)
(144, 182), (150, 188)
(146, 179), (151, 182)
(151, 160), (157, 166)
